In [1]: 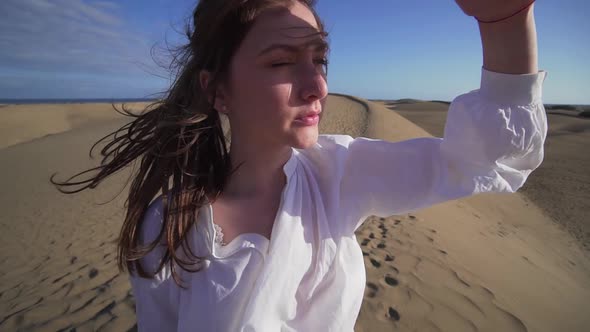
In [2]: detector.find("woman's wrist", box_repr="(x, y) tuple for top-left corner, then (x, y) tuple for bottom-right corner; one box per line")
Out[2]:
(478, 3), (538, 74)
(476, 0), (536, 24)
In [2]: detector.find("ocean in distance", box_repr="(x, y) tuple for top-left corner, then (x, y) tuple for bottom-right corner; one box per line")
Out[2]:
(0, 98), (158, 105)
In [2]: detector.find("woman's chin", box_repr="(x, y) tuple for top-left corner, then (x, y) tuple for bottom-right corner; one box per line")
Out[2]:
(290, 130), (318, 150)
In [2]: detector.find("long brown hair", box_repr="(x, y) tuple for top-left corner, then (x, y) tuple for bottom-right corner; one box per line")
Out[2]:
(50, 0), (328, 288)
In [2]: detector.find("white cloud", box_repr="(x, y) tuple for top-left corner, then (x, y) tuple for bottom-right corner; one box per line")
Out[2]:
(0, 0), (158, 76)
(92, 1), (121, 11)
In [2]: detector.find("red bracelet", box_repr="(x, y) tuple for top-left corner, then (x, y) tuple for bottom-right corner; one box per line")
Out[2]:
(476, 0), (536, 24)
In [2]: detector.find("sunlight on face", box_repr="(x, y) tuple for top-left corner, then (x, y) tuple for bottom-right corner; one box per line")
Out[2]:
(225, 1), (329, 150)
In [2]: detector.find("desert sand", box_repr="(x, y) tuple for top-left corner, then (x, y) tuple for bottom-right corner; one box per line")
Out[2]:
(0, 95), (589, 331)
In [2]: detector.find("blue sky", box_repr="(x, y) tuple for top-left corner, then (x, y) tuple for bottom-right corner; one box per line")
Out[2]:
(0, 0), (588, 104)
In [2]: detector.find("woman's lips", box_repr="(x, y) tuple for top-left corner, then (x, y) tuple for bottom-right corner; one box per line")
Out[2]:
(294, 114), (319, 126)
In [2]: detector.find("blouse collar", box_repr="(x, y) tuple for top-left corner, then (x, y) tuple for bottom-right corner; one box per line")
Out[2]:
(195, 147), (299, 259)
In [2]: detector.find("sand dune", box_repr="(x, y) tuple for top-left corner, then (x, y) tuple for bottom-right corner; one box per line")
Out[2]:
(0, 95), (589, 331)
(0, 117), (138, 331)
(0, 102), (154, 150)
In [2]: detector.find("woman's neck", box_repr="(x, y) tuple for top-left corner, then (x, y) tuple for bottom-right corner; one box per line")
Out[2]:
(220, 144), (292, 200)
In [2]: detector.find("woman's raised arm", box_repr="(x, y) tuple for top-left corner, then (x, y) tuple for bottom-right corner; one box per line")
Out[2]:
(331, 1), (547, 234)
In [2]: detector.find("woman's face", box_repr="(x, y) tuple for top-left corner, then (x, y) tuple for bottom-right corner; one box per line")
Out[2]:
(222, 1), (329, 151)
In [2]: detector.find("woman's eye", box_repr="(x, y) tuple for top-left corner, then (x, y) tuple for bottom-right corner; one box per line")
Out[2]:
(315, 58), (329, 65)
(271, 62), (292, 67)
(270, 58), (329, 68)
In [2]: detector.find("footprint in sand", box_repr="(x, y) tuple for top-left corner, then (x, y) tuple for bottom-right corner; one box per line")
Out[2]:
(370, 258), (381, 268)
(89, 268), (99, 279)
(377, 242), (386, 249)
(384, 275), (399, 287)
(385, 254), (395, 262)
(361, 238), (370, 246)
(365, 282), (378, 298)
(388, 307), (401, 321)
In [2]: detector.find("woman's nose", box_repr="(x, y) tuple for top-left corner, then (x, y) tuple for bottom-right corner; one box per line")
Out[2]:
(299, 62), (328, 102)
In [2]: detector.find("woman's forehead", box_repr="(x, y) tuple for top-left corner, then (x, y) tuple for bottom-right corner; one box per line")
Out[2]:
(245, 2), (321, 49)
(256, 1), (319, 30)
(255, 30), (328, 57)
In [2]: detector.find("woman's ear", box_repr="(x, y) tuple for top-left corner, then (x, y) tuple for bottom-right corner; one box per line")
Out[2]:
(199, 70), (229, 114)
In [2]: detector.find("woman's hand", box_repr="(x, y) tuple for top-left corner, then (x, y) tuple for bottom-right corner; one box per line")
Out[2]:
(454, 0), (534, 22)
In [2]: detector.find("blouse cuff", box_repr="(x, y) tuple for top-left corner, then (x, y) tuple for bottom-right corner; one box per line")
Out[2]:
(479, 66), (548, 105)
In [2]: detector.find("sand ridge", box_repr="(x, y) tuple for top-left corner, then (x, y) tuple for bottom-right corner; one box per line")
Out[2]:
(0, 102), (155, 150)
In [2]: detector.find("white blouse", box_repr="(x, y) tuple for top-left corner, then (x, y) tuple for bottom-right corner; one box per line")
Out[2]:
(129, 67), (548, 332)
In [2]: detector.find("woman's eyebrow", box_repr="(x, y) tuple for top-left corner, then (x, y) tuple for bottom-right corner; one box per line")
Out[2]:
(257, 38), (328, 57)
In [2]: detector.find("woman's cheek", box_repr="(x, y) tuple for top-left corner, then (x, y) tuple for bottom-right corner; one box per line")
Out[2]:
(270, 82), (293, 105)
(272, 84), (294, 119)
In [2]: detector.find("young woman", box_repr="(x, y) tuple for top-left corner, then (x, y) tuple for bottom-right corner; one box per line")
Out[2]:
(52, 0), (547, 330)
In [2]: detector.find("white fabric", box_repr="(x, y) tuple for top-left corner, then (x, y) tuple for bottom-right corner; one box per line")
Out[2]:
(129, 67), (548, 332)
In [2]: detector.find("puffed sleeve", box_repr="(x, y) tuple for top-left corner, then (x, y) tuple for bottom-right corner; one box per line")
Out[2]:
(128, 196), (180, 331)
(337, 67), (548, 233)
